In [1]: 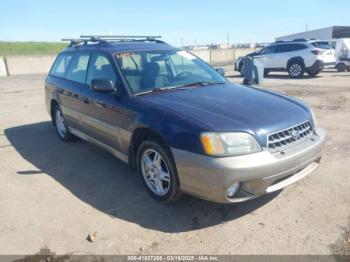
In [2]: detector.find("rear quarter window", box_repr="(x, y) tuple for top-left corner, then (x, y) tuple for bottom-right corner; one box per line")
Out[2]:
(311, 42), (332, 49)
(50, 53), (72, 78)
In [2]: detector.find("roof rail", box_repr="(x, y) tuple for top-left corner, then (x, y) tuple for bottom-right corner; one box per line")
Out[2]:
(292, 38), (309, 42)
(62, 35), (164, 47)
(80, 35), (162, 41)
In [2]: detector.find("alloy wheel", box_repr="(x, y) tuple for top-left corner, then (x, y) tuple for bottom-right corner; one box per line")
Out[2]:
(289, 64), (302, 77)
(141, 149), (171, 196)
(55, 110), (66, 138)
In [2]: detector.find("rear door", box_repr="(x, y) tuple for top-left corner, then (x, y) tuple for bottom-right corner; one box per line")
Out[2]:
(47, 52), (84, 130)
(274, 44), (294, 69)
(62, 52), (90, 129)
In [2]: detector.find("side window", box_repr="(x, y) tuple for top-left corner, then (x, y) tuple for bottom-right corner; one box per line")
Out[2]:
(50, 53), (72, 78)
(66, 53), (90, 84)
(293, 44), (307, 51)
(117, 53), (143, 72)
(275, 45), (285, 53)
(276, 44), (294, 53)
(261, 45), (277, 54)
(87, 53), (117, 86)
(116, 53), (143, 92)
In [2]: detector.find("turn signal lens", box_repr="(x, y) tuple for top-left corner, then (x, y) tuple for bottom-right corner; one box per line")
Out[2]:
(200, 133), (225, 155)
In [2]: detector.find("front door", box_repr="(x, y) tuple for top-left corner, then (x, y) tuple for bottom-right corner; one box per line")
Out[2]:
(80, 52), (126, 156)
(260, 45), (278, 69)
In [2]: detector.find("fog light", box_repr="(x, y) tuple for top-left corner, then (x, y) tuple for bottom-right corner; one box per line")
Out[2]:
(227, 182), (240, 198)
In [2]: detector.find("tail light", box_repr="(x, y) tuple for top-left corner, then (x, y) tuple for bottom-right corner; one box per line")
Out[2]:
(311, 50), (324, 55)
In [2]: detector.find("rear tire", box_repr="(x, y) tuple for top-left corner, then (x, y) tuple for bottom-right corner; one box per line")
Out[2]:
(287, 61), (305, 78)
(239, 63), (245, 76)
(136, 140), (182, 203)
(336, 63), (346, 72)
(53, 105), (74, 142)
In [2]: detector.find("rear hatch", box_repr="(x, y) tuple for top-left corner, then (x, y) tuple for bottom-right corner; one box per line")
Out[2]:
(311, 41), (336, 65)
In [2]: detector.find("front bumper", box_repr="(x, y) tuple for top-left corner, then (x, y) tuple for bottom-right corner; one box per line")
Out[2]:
(172, 128), (326, 203)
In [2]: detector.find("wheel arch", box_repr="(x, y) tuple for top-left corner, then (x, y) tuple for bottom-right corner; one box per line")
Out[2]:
(336, 62), (346, 72)
(287, 56), (305, 69)
(128, 127), (173, 169)
(50, 99), (60, 125)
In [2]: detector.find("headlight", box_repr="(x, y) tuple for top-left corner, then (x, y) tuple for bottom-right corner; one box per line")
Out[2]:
(310, 108), (317, 127)
(200, 132), (262, 156)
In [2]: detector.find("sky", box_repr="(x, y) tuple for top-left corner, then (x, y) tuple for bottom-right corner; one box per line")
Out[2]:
(1, 0), (350, 46)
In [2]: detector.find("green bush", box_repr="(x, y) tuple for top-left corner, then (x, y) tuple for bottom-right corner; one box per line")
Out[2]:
(0, 42), (68, 56)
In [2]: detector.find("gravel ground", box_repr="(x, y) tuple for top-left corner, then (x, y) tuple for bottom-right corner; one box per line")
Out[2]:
(0, 69), (349, 255)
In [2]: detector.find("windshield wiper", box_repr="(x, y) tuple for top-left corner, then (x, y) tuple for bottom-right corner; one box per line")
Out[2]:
(135, 86), (179, 96)
(135, 81), (226, 96)
(178, 81), (226, 88)
(152, 86), (178, 92)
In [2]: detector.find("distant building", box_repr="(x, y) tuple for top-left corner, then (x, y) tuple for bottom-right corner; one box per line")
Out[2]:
(192, 45), (209, 50)
(276, 26), (350, 41)
(219, 43), (231, 49)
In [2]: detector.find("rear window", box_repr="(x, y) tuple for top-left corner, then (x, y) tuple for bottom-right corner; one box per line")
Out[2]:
(50, 53), (72, 78)
(311, 41), (332, 49)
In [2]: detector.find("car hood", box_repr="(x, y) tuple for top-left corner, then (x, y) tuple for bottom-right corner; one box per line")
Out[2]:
(136, 83), (311, 146)
(247, 51), (260, 57)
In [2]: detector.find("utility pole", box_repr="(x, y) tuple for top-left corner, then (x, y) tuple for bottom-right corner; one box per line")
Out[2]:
(306, 24), (308, 32)
(227, 34), (230, 46)
(180, 37), (183, 48)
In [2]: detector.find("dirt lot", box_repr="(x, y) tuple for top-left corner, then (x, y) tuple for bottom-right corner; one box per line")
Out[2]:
(0, 70), (349, 255)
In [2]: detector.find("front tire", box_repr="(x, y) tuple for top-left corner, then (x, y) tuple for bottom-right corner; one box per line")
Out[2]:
(136, 140), (181, 203)
(287, 62), (304, 78)
(53, 105), (74, 142)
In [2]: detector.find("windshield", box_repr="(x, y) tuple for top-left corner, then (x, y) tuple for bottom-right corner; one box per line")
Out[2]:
(115, 50), (226, 94)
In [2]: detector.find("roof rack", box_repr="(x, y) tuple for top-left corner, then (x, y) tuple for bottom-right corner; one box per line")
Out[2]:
(62, 35), (163, 47)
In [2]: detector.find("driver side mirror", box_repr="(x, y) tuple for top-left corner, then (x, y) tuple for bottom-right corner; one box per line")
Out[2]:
(215, 67), (225, 77)
(91, 79), (115, 93)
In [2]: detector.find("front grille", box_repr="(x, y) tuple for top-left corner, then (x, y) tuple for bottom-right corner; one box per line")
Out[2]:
(267, 121), (314, 152)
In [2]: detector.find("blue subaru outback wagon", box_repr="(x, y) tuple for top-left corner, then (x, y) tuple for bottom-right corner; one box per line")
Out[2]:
(45, 36), (326, 203)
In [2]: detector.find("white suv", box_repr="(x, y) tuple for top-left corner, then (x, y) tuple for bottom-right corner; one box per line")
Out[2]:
(235, 40), (336, 78)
